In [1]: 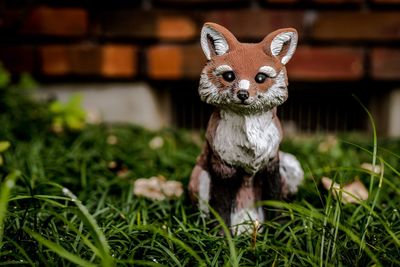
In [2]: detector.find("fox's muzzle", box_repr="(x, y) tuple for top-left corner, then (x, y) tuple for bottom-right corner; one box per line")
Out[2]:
(237, 90), (249, 101)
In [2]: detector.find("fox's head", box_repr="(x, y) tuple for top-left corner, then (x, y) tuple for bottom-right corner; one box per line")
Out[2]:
(199, 22), (298, 114)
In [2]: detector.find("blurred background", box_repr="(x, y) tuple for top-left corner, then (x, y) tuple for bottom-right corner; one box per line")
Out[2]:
(0, 0), (399, 136)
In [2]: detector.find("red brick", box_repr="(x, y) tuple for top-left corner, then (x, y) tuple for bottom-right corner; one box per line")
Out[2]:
(100, 10), (197, 41)
(146, 44), (206, 80)
(312, 0), (361, 3)
(287, 46), (364, 81)
(267, 0), (362, 2)
(40, 45), (70, 75)
(372, 0), (400, 3)
(0, 9), (24, 30)
(40, 45), (102, 76)
(153, 0), (250, 6)
(371, 48), (400, 80)
(101, 45), (137, 77)
(0, 46), (35, 73)
(154, 0), (249, 5)
(312, 12), (400, 41)
(100, 10), (154, 39)
(157, 16), (197, 41)
(21, 6), (87, 36)
(147, 46), (183, 79)
(69, 45), (101, 75)
(266, 0), (362, 4)
(182, 45), (206, 79)
(266, 0), (299, 3)
(155, 0), (248, 3)
(203, 10), (305, 41)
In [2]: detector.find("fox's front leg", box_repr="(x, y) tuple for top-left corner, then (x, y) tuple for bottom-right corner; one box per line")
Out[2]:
(254, 156), (283, 220)
(189, 165), (211, 216)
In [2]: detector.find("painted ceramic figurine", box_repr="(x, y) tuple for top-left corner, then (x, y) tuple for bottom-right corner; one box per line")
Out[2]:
(189, 23), (304, 235)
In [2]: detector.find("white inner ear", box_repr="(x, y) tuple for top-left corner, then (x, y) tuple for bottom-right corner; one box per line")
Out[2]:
(201, 26), (229, 60)
(270, 31), (298, 65)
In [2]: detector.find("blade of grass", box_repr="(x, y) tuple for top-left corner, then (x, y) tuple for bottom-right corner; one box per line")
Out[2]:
(0, 170), (20, 249)
(329, 198), (341, 263)
(359, 158), (385, 257)
(24, 227), (97, 267)
(262, 200), (381, 266)
(116, 259), (166, 266)
(155, 241), (182, 267)
(208, 206), (239, 267)
(61, 187), (113, 266)
(306, 165), (325, 209)
(352, 95), (378, 195)
(327, 183), (399, 248)
(342, 140), (400, 194)
(320, 196), (332, 266)
(134, 225), (205, 266)
(45, 209), (103, 258)
(4, 236), (34, 265)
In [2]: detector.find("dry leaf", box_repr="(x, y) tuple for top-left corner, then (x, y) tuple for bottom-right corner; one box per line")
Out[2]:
(361, 163), (382, 175)
(117, 167), (130, 178)
(321, 177), (368, 204)
(162, 180), (183, 198)
(134, 177), (165, 201)
(51, 123), (64, 134)
(133, 176), (183, 201)
(318, 135), (337, 153)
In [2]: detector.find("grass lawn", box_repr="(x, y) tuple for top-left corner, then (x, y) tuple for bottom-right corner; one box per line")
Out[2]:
(0, 73), (399, 266)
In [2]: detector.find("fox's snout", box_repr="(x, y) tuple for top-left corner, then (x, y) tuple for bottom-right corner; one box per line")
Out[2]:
(237, 90), (249, 101)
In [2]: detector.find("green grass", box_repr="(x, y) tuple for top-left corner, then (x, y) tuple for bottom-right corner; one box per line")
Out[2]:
(1, 65), (399, 266)
(0, 122), (399, 266)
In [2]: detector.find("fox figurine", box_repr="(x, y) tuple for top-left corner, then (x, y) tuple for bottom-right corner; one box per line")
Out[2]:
(189, 23), (304, 235)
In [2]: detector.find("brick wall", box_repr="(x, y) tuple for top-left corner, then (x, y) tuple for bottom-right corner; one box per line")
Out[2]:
(1, 0), (400, 133)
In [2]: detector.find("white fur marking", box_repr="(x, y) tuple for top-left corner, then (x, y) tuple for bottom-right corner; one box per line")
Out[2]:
(201, 25), (229, 60)
(198, 170), (211, 215)
(270, 31), (298, 65)
(259, 66), (277, 78)
(214, 110), (281, 174)
(231, 207), (264, 235)
(199, 70), (227, 105)
(239, 79), (250, 90)
(214, 65), (233, 75)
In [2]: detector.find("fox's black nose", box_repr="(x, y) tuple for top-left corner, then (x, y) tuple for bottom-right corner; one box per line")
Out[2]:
(237, 90), (249, 101)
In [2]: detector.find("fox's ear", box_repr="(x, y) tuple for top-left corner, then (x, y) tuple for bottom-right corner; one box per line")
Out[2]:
(262, 28), (298, 65)
(200, 23), (238, 60)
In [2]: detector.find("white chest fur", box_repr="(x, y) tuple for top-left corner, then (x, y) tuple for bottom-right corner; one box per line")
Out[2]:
(213, 110), (281, 174)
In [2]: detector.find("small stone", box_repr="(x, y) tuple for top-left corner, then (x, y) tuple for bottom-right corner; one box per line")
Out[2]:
(108, 161), (117, 169)
(133, 176), (183, 201)
(86, 108), (102, 125)
(107, 135), (118, 145)
(149, 136), (164, 150)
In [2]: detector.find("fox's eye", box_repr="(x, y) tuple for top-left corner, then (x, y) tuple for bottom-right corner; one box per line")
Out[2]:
(222, 71), (235, 82)
(255, 73), (268, 83)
